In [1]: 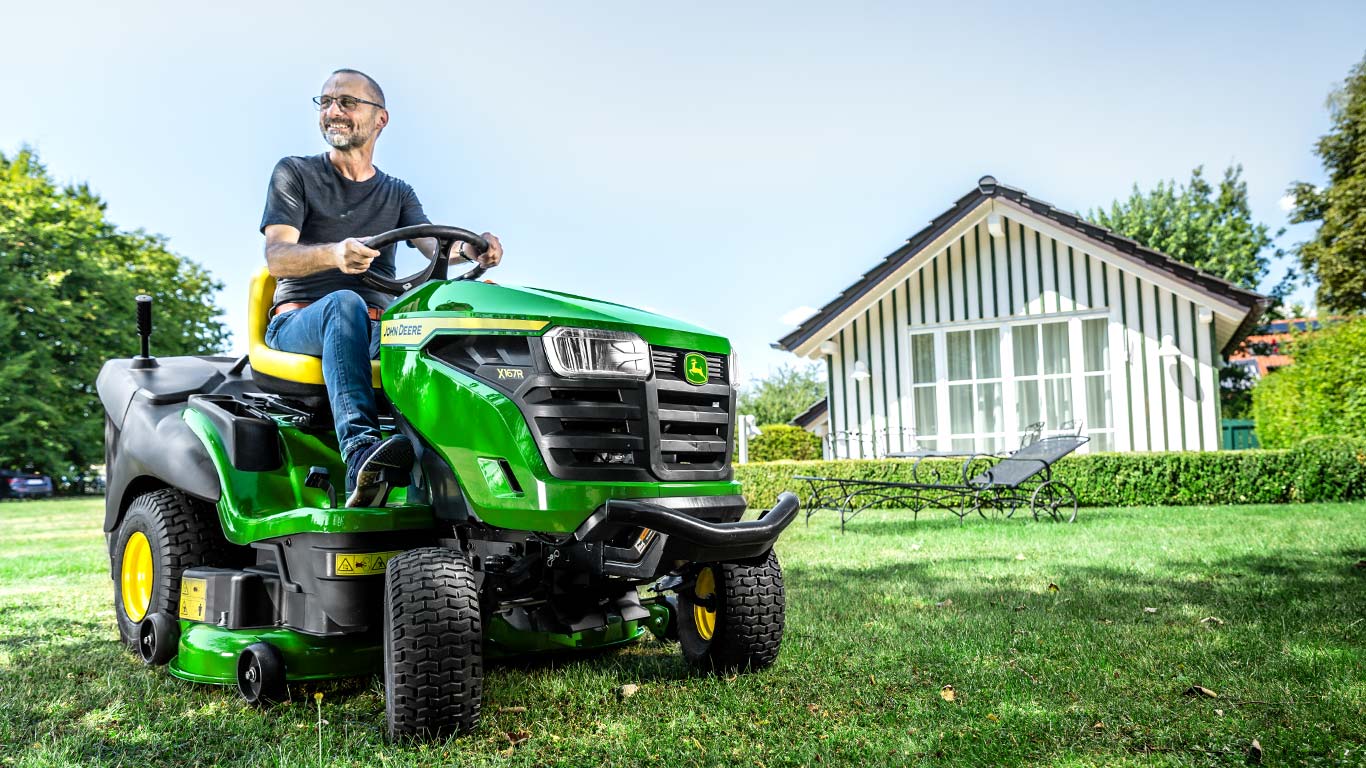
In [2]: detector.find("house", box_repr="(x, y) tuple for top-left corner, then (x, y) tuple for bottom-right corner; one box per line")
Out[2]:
(774, 177), (1269, 458)
(1226, 318), (1323, 382)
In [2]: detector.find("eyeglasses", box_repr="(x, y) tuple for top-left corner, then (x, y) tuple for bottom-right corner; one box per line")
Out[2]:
(312, 95), (385, 112)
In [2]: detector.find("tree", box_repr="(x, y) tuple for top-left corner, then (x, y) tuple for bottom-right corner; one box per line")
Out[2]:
(737, 364), (826, 427)
(0, 148), (228, 477)
(1090, 165), (1284, 292)
(1090, 165), (1288, 419)
(1251, 317), (1366, 447)
(1288, 53), (1366, 313)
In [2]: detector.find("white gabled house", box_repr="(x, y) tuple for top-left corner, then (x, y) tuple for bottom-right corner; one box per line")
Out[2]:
(775, 177), (1268, 458)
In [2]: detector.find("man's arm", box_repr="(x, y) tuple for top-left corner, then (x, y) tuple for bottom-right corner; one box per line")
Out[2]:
(264, 224), (381, 277)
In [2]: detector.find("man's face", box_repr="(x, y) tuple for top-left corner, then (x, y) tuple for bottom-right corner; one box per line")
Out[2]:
(317, 73), (387, 150)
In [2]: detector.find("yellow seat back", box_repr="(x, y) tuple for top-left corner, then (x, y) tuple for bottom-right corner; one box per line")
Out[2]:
(247, 266), (381, 388)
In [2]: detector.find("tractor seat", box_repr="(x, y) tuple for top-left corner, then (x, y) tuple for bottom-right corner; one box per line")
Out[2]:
(247, 266), (381, 398)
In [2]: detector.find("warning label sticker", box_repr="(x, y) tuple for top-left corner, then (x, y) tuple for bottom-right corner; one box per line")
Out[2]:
(332, 551), (403, 577)
(179, 577), (207, 621)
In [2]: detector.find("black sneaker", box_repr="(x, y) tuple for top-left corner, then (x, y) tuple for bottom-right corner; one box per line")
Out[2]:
(344, 435), (415, 508)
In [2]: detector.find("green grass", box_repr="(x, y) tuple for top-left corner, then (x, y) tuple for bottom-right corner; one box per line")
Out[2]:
(1, 498), (1362, 767)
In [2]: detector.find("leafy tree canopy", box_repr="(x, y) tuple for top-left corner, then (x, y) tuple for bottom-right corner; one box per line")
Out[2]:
(1288, 53), (1366, 314)
(1089, 164), (1283, 293)
(738, 364), (826, 427)
(0, 148), (228, 476)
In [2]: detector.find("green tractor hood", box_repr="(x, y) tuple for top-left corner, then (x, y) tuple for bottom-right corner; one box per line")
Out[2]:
(388, 281), (731, 355)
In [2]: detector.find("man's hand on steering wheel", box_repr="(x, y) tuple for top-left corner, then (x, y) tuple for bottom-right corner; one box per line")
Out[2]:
(334, 237), (381, 274)
(454, 232), (502, 269)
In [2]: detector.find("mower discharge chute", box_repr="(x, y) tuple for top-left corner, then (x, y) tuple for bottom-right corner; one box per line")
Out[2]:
(96, 224), (799, 740)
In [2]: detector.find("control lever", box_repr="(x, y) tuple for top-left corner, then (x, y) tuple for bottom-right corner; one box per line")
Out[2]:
(304, 466), (336, 509)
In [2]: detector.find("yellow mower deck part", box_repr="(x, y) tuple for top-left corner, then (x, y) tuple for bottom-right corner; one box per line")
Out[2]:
(121, 531), (153, 623)
(693, 567), (717, 641)
(247, 266), (381, 388)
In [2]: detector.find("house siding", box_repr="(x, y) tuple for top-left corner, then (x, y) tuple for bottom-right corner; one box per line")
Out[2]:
(821, 213), (1222, 458)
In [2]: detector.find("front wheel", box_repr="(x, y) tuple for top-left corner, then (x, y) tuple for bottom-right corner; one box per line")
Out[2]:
(678, 549), (785, 674)
(383, 547), (483, 742)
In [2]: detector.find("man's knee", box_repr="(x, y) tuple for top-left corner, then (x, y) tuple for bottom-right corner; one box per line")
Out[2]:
(320, 291), (370, 327)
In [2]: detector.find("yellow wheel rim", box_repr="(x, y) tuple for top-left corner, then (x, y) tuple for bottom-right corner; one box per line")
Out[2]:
(693, 567), (717, 641)
(121, 531), (154, 623)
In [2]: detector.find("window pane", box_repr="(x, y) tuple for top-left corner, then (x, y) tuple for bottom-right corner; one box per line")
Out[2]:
(1089, 432), (1112, 452)
(951, 437), (974, 451)
(1013, 325), (1039, 376)
(947, 331), (971, 381)
(1042, 322), (1071, 374)
(974, 328), (1001, 379)
(976, 382), (1003, 435)
(911, 334), (935, 384)
(1016, 380), (1041, 431)
(1045, 377), (1074, 428)
(913, 386), (937, 438)
(1083, 319), (1109, 373)
(1085, 374), (1111, 429)
(949, 384), (973, 435)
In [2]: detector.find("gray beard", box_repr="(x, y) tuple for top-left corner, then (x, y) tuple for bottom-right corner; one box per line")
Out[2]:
(322, 125), (367, 149)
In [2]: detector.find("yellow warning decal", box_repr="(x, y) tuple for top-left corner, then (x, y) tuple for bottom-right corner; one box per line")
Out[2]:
(379, 317), (548, 347)
(333, 550), (404, 577)
(179, 577), (207, 621)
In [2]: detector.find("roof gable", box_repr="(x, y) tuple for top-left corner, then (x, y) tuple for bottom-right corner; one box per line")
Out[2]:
(776, 177), (1269, 357)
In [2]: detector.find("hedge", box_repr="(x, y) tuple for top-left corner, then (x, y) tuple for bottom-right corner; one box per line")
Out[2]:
(734, 436), (1366, 510)
(745, 424), (823, 462)
(1252, 317), (1366, 448)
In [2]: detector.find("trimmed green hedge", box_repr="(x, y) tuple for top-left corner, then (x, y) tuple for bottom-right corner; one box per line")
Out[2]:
(1252, 317), (1366, 448)
(735, 437), (1366, 510)
(746, 425), (823, 462)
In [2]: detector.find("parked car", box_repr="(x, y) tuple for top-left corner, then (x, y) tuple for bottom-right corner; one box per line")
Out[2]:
(0, 470), (54, 500)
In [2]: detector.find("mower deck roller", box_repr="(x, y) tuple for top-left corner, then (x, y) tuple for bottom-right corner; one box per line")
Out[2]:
(97, 224), (798, 742)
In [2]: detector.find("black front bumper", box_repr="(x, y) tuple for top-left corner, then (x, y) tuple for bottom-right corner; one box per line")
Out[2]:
(557, 492), (800, 579)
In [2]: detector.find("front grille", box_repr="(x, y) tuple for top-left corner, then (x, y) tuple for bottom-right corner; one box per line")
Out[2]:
(428, 336), (733, 482)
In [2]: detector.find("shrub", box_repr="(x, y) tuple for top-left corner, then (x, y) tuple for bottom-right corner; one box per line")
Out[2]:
(1252, 317), (1366, 448)
(745, 425), (823, 462)
(734, 439), (1366, 511)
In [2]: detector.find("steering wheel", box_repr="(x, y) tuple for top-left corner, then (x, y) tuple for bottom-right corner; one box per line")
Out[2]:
(358, 224), (491, 296)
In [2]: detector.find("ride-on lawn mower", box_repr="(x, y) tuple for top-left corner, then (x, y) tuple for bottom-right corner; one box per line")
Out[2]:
(97, 225), (799, 740)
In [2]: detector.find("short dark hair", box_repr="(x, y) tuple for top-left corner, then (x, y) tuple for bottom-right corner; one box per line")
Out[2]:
(330, 68), (385, 107)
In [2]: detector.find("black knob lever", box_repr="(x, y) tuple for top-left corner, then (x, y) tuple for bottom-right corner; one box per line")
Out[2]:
(131, 294), (158, 369)
(304, 466), (337, 509)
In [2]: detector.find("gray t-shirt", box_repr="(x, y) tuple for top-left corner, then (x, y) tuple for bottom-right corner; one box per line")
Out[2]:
(259, 154), (430, 308)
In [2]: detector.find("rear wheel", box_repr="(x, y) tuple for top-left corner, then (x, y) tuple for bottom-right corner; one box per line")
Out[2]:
(384, 547), (483, 742)
(678, 549), (785, 674)
(112, 489), (227, 649)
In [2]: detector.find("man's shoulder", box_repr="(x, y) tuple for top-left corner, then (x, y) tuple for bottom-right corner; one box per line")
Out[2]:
(273, 153), (329, 176)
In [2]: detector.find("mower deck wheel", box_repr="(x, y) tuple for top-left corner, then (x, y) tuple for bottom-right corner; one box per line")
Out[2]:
(678, 549), (786, 674)
(237, 642), (287, 706)
(137, 612), (179, 666)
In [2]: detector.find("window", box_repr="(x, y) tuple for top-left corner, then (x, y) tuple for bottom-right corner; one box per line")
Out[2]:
(902, 315), (1114, 454)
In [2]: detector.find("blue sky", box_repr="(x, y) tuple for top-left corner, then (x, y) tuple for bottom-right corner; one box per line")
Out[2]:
(5, 1), (1362, 383)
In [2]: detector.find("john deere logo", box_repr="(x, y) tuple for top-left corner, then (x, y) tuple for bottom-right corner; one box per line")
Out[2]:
(683, 353), (709, 385)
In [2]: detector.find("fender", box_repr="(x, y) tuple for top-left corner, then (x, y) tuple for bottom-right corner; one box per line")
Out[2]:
(103, 397), (221, 533)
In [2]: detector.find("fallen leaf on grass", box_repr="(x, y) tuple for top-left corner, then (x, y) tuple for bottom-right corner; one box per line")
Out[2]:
(504, 730), (531, 746)
(616, 684), (639, 700)
(986, 713), (999, 722)
(500, 705), (528, 713)
(1200, 616), (1225, 626)
(807, 703), (821, 714)
(939, 685), (956, 702)
(1143, 607), (1158, 614)
(1247, 738), (1263, 765)
(1093, 721), (1105, 730)
(935, 598), (953, 608)
(1183, 685), (1219, 699)
(1047, 583), (1060, 593)
(1214, 709), (1224, 716)
(1015, 553), (1027, 561)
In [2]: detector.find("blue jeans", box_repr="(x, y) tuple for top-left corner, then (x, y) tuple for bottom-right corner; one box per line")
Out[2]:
(264, 291), (381, 462)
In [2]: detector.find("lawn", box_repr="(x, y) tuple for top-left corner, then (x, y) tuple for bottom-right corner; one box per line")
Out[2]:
(0, 497), (1362, 767)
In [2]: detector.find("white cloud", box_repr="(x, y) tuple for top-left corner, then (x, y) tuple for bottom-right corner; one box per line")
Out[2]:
(1278, 194), (1297, 212)
(780, 305), (819, 326)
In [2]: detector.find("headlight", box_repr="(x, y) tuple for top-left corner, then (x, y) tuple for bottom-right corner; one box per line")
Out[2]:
(542, 327), (651, 379)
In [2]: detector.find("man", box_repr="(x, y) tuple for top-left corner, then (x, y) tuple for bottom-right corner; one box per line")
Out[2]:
(260, 69), (504, 507)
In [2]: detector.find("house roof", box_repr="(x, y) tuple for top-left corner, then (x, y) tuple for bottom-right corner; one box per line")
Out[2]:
(789, 398), (828, 428)
(774, 177), (1271, 357)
